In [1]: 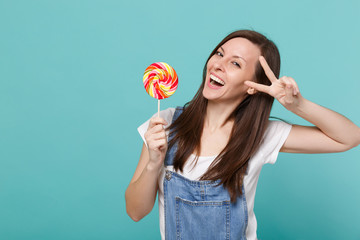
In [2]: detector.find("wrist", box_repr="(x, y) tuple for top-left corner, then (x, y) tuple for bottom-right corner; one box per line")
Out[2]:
(290, 95), (308, 115)
(146, 160), (163, 173)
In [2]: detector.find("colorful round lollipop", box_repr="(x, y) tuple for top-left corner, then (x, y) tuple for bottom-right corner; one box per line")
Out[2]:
(143, 62), (178, 116)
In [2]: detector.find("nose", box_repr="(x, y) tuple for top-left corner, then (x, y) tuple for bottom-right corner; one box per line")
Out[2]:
(213, 58), (225, 72)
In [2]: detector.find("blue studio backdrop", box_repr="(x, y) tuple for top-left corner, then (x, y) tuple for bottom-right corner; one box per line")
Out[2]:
(0, 0), (359, 239)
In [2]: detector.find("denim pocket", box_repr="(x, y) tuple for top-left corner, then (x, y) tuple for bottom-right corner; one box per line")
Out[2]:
(175, 197), (230, 240)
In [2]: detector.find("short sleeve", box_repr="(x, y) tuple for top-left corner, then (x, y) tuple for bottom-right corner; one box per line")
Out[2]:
(260, 121), (292, 165)
(137, 108), (176, 147)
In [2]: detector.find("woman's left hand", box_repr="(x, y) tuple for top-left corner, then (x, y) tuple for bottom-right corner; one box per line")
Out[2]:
(245, 56), (303, 112)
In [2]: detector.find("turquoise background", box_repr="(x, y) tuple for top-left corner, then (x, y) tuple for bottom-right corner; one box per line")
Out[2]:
(0, 0), (359, 239)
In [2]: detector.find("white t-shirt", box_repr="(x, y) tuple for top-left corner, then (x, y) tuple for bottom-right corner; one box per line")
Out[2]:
(138, 108), (292, 240)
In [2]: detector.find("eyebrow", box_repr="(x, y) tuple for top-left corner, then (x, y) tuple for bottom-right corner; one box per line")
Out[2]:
(220, 47), (247, 63)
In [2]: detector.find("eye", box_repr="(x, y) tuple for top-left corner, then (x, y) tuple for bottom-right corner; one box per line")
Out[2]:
(215, 51), (223, 57)
(232, 61), (241, 68)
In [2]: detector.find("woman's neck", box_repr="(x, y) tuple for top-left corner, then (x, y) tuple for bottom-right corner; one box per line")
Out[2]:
(204, 101), (238, 132)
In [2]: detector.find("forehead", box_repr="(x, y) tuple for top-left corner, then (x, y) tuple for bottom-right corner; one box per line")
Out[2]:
(221, 37), (261, 62)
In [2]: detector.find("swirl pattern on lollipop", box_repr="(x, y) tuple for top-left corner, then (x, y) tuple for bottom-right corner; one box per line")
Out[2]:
(143, 62), (178, 100)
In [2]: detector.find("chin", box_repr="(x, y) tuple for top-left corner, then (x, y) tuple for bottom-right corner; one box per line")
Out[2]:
(202, 89), (214, 100)
(202, 93), (221, 102)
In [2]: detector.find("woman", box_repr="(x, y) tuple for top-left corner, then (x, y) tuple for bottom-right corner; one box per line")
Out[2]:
(125, 30), (360, 239)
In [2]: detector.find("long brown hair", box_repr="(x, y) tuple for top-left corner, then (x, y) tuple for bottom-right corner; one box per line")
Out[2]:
(168, 30), (281, 202)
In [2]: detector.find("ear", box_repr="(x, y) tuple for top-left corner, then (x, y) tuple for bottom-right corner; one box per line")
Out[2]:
(247, 87), (257, 95)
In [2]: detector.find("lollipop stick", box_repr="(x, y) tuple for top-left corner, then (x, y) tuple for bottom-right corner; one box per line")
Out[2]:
(157, 99), (160, 118)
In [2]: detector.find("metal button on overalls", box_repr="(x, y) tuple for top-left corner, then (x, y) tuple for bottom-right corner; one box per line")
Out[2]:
(165, 170), (172, 181)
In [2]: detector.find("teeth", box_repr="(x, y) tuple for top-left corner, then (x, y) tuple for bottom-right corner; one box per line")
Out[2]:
(210, 74), (225, 86)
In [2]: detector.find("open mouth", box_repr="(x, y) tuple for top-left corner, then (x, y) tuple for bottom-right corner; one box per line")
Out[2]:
(210, 74), (225, 87)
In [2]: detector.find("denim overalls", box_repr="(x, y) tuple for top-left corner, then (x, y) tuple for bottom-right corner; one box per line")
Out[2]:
(163, 107), (248, 240)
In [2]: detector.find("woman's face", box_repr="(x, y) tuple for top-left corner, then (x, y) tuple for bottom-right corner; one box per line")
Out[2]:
(203, 37), (261, 104)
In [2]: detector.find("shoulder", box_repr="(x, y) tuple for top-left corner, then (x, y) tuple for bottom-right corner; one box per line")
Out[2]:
(265, 120), (292, 137)
(159, 107), (177, 124)
(263, 120), (293, 144)
(258, 120), (292, 164)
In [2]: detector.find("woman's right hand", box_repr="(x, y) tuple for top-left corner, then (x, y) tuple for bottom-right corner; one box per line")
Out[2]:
(144, 117), (168, 168)
(126, 117), (168, 221)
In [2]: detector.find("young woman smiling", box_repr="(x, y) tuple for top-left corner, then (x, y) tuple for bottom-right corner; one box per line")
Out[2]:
(125, 30), (360, 240)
